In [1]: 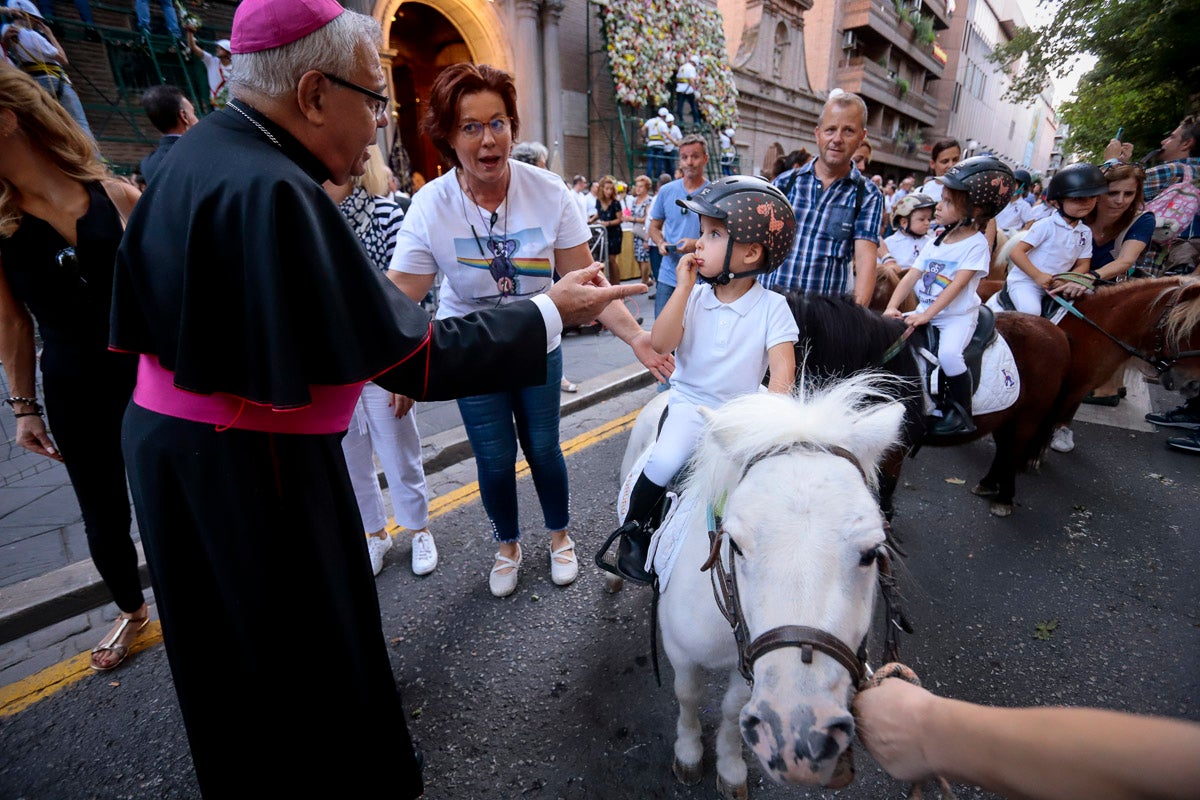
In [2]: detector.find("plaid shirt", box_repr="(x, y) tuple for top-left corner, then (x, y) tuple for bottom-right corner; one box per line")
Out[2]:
(761, 161), (883, 295)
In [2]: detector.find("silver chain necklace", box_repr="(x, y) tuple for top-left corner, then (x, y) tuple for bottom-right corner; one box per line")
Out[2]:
(227, 100), (281, 148)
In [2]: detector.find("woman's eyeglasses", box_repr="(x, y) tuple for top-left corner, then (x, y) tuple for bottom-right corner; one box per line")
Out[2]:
(459, 117), (512, 140)
(320, 72), (390, 122)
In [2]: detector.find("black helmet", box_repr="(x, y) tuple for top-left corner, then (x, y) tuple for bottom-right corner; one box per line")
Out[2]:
(1046, 163), (1107, 200)
(676, 176), (797, 281)
(1013, 168), (1032, 189)
(938, 155), (1016, 219)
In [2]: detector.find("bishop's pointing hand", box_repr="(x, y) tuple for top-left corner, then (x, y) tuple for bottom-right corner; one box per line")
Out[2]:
(546, 263), (647, 328)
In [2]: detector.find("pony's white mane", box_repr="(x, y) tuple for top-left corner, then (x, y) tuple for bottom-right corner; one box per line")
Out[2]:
(681, 373), (905, 504)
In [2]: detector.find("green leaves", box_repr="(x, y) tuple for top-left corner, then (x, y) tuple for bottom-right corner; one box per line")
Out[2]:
(1032, 619), (1059, 641)
(987, 0), (1199, 163)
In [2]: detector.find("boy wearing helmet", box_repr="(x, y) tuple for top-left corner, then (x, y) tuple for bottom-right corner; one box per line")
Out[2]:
(883, 192), (936, 268)
(994, 168), (1037, 232)
(1006, 163), (1107, 318)
(885, 156), (1016, 437)
(597, 177), (800, 584)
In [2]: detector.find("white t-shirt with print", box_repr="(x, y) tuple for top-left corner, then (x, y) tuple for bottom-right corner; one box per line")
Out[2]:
(670, 282), (800, 409)
(1007, 212), (1092, 288)
(390, 159), (590, 350)
(883, 230), (932, 269)
(910, 231), (990, 317)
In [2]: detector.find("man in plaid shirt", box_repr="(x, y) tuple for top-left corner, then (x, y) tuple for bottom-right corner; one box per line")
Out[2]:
(762, 91), (883, 305)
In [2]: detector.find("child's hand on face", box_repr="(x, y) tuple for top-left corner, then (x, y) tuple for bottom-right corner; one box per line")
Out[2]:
(676, 253), (699, 287)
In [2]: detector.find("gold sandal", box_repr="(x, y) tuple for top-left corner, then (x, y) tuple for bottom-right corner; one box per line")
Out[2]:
(90, 613), (150, 671)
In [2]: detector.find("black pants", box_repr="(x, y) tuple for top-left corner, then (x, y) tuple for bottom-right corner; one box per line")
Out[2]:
(42, 351), (143, 613)
(122, 403), (424, 798)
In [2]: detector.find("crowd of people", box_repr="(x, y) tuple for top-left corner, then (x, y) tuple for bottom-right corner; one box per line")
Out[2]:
(1, 0), (1198, 795)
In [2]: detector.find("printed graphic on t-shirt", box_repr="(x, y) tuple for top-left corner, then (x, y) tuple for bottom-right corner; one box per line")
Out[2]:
(454, 226), (553, 301)
(918, 260), (954, 303)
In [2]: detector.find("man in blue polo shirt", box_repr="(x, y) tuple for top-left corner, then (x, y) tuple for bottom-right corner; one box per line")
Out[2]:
(763, 91), (883, 305)
(647, 134), (710, 318)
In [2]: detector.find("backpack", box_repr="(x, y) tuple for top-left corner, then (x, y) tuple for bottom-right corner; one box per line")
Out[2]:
(1145, 163), (1200, 245)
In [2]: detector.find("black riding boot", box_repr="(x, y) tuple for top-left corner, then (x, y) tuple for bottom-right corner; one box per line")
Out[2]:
(930, 372), (977, 436)
(596, 472), (665, 584)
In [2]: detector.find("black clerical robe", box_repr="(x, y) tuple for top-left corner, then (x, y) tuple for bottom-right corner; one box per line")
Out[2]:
(111, 104), (548, 799)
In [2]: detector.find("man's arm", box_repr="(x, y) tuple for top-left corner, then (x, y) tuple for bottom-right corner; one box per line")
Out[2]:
(852, 239), (877, 306)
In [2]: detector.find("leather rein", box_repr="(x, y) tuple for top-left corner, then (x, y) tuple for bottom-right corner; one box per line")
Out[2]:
(699, 443), (911, 687)
(1050, 281), (1200, 375)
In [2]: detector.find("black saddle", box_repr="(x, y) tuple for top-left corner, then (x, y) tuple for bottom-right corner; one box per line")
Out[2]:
(916, 305), (996, 395)
(993, 286), (1060, 319)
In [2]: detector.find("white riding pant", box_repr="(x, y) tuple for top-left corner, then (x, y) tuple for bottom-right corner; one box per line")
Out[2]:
(1006, 278), (1047, 316)
(341, 382), (430, 533)
(643, 399), (706, 487)
(930, 310), (978, 378)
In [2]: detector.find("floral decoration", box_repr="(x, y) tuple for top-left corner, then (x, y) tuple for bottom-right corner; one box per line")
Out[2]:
(598, 0), (739, 131)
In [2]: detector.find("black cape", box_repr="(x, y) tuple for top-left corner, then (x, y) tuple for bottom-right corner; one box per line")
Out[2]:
(111, 103), (545, 408)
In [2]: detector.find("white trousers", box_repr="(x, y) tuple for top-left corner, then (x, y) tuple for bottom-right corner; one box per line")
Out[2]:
(341, 382), (429, 533)
(1006, 277), (1046, 316)
(643, 399), (706, 487)
(930, 310), (978, 377)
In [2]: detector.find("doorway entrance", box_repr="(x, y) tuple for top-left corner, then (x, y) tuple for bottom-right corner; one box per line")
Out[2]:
(389, 2), (472, 185)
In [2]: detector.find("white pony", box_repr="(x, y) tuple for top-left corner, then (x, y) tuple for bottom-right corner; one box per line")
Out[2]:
(614, 377), (906, 797)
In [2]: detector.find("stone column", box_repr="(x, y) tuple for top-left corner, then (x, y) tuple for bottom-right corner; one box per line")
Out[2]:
(513, 0), (545, 145)
(540, 0), (565, 172)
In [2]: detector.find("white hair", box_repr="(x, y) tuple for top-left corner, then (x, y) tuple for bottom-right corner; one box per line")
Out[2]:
(229, 11), (381, 99)
(512, 141), (549, 166)
(820, 90), (868, 127)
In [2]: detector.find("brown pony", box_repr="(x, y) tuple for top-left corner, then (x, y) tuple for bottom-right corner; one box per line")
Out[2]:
(1051, 276), (1200, 428)
(779, 293), (1070, 519)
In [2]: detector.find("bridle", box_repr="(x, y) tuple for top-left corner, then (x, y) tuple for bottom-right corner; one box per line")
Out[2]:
(700, 443), (911, 687)
(1051, 281), (1200, 376)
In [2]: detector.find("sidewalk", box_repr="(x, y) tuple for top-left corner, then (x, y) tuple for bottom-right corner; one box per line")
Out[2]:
(0, 290), (659, 664)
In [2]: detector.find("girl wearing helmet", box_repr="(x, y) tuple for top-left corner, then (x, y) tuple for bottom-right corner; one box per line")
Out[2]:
(1006, 163), (1106, 319)
(884, 156), (1015, 437)
(596, 176), (799, 584)
(883, 192), (937, 268)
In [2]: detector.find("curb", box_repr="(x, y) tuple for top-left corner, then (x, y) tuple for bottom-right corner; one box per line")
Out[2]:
(0, 364), (654, 645)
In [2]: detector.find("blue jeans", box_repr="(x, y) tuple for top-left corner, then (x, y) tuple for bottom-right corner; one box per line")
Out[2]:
(653, 282), (676, 392)
(32, 75), (93, 139)
(676, 92), (700, 126)
(36, 0), (94, 24)
(135, 0), (182, 38)
(457, 345), (569, 543)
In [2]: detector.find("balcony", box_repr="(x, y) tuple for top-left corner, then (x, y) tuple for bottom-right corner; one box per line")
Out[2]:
(836, 57), (939, 128)
(842, 0), (945, 75)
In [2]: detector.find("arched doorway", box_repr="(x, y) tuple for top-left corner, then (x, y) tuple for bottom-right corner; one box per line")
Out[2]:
(388, 2), (472, 185)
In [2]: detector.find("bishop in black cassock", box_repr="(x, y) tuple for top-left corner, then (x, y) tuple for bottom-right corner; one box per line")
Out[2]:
(107, 1), (638, 795)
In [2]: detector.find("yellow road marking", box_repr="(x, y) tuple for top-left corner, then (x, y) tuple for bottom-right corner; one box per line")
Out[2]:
(0, 410), (640, 716)
(0, 621), (164, 718)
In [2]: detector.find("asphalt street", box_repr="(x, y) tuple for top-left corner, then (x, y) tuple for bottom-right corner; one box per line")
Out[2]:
(0, 383), (1197, 800)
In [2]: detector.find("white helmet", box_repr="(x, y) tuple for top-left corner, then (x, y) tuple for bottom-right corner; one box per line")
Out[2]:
(657, 107), (669, 118)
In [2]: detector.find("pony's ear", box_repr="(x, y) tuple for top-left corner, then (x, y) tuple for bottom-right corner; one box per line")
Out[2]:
(841, 401), (906, 474)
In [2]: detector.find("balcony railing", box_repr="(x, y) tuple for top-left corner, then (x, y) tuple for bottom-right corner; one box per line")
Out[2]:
(842, 0), (945, 76)
(836, 57), (939, 127)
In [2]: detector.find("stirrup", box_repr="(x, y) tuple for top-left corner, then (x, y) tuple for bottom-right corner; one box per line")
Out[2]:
(594, 522), (655, 584)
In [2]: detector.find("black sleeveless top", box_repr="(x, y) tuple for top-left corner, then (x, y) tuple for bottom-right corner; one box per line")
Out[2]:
(0, 182), (124, 375)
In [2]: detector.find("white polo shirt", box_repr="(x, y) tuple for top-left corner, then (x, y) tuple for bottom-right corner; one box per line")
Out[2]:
(994, 199), (1036, 231)
(883, 230), (932, 269)
(919, 179), (944, 203)
(669, 282), (799, 409)
(1007, 211), (1092, 287)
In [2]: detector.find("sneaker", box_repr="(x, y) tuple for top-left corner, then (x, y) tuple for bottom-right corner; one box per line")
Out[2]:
(411, 530), (438, 576)
(1050, 426), (1075, 453)
(1145, 404), (1200, 431)
(366, 533), (393, 576)
(1166, 432), (1200, 454)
